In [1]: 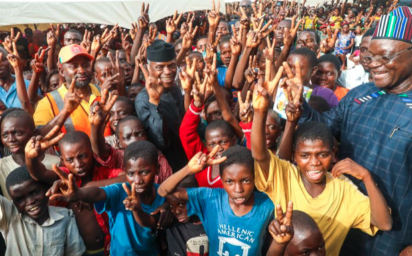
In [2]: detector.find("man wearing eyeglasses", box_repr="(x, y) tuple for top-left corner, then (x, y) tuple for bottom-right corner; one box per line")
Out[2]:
(297, 6), (412, 256)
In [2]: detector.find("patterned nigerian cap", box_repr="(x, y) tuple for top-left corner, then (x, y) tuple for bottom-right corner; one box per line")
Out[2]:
(373, 6), (412, 44)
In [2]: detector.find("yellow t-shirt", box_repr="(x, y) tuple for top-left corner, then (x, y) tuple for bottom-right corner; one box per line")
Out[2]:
(330, 16), (343, 29)
(254, 150), (378, 256)
(304, 16), (318, 29)
(34, 83), (101, 128)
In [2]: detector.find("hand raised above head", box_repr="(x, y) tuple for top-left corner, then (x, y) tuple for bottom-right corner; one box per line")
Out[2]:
(239, 90), (253, 123)
(25, 125), (64, 159)
(252, 77), (270, 112)
(207, 0), (221, 27)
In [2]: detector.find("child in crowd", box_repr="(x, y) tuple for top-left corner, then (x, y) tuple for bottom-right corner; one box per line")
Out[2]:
(312, 54), (349, 101)
(89, 97), (172, 183)
(104, 96), (136, 148)
(286, 48), (338, 108)
(0, 109), (60, 200)
(25, 127), (124, 255)
(158, 146), (275, 256)
(251, 73), (392, 255)
(1, 166), (85, 255)
(334, 22), (355, 70)
(267, 202), (326, 256)
(238, 91), (283, 153)
(304, 8), (319, 30)
(180, 89), (236, 187)
(165, 176), (209, 256)
(127, 82), (144, 102)
(47, 141), (166, 256)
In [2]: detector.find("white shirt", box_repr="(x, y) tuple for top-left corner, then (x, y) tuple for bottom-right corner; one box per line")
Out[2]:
(0, 154), (60, 200)
(0, 198), (85, 256)
(338, 65), (370, 90)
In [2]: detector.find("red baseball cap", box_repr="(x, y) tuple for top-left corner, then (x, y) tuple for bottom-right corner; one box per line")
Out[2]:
(58, 44), (94, 64)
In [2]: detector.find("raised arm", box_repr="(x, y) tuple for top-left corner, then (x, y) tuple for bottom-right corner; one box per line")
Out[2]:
(278, 84), (303, 161)
(224, 25), (242, 89)
(89, 89), (118, 161)
(6, 53), (33, 115)
(251, 78), (272, 173)
(274, 20), (303, 75)
(206, 0), (221, 46)
(176, 26), (198, 67)
(231, 32), (257, 89)
(25, 125), (65, 184)
(165, 11), (182, 43)
(131, 3), (149, 66)
(158, 146), (226, 199)
(28, 48), (47, 106)
(208, 54), (244, 139)
(47, 24), (60, 71)
(251, 64), (283, 172)
(179, 57), (196, 111)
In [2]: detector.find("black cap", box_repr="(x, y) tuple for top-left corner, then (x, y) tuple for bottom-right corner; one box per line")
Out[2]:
(147, 40), (176, 62)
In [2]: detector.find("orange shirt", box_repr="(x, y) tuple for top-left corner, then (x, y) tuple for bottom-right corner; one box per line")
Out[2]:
(334, 86), (349, 101)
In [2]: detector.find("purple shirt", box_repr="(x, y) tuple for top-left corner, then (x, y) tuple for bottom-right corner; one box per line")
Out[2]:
(312, 86), (339, 108)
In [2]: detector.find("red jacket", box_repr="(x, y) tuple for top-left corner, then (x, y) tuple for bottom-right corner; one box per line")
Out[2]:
(239, 121), (252, 149)
(179, 101), (223, 188)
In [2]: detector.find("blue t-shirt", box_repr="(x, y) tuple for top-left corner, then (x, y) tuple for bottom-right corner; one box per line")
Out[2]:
(95, 183), (165, 256)
(0, 75), (30, 108)
(187, 188), (274, 256)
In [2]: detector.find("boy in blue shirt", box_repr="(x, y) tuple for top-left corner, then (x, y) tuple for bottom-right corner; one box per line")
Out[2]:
(158, 145), (274, 256)
(47, 141), (165, 256)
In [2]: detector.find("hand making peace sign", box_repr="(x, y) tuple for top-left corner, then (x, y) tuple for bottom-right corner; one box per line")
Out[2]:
(187, 145), (228, 174)
(269, 201), (294, 244)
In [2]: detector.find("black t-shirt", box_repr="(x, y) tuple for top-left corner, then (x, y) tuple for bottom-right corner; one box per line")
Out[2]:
(165, 219), (209, 256)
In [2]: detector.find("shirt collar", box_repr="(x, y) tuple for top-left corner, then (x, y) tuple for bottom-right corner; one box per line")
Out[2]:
(21, 206), (64, 226)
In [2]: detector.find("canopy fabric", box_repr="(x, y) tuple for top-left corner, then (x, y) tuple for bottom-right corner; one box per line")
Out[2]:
(0, 0), (225, 31)
(224, 0), (352, 4)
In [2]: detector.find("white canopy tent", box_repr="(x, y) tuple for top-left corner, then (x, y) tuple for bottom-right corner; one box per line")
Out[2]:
(224, 0), (353, 5)
(0, 0), (225, 31)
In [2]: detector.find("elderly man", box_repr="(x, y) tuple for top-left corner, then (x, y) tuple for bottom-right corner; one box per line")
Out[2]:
(135, 40), (187, 171)
(34, 44), (108, 137)
(298, 6), (412, 256)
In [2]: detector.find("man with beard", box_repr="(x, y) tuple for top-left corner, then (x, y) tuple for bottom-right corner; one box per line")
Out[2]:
(34, 44), (109, 137)
(135, 40), (187, 171)
(296, 6), (412, 255)
(338, 28), (375, 90)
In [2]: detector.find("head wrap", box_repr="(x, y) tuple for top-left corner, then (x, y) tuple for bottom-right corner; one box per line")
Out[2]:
(372, 6), (412, 44)
(147, 40), (176, 62)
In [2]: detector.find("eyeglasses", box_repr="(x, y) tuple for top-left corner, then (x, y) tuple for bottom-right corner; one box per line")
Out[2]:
(362, 46), (412, 65)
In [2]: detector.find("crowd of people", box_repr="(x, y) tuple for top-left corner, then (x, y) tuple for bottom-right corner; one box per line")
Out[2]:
(0, 0), (411, 255)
